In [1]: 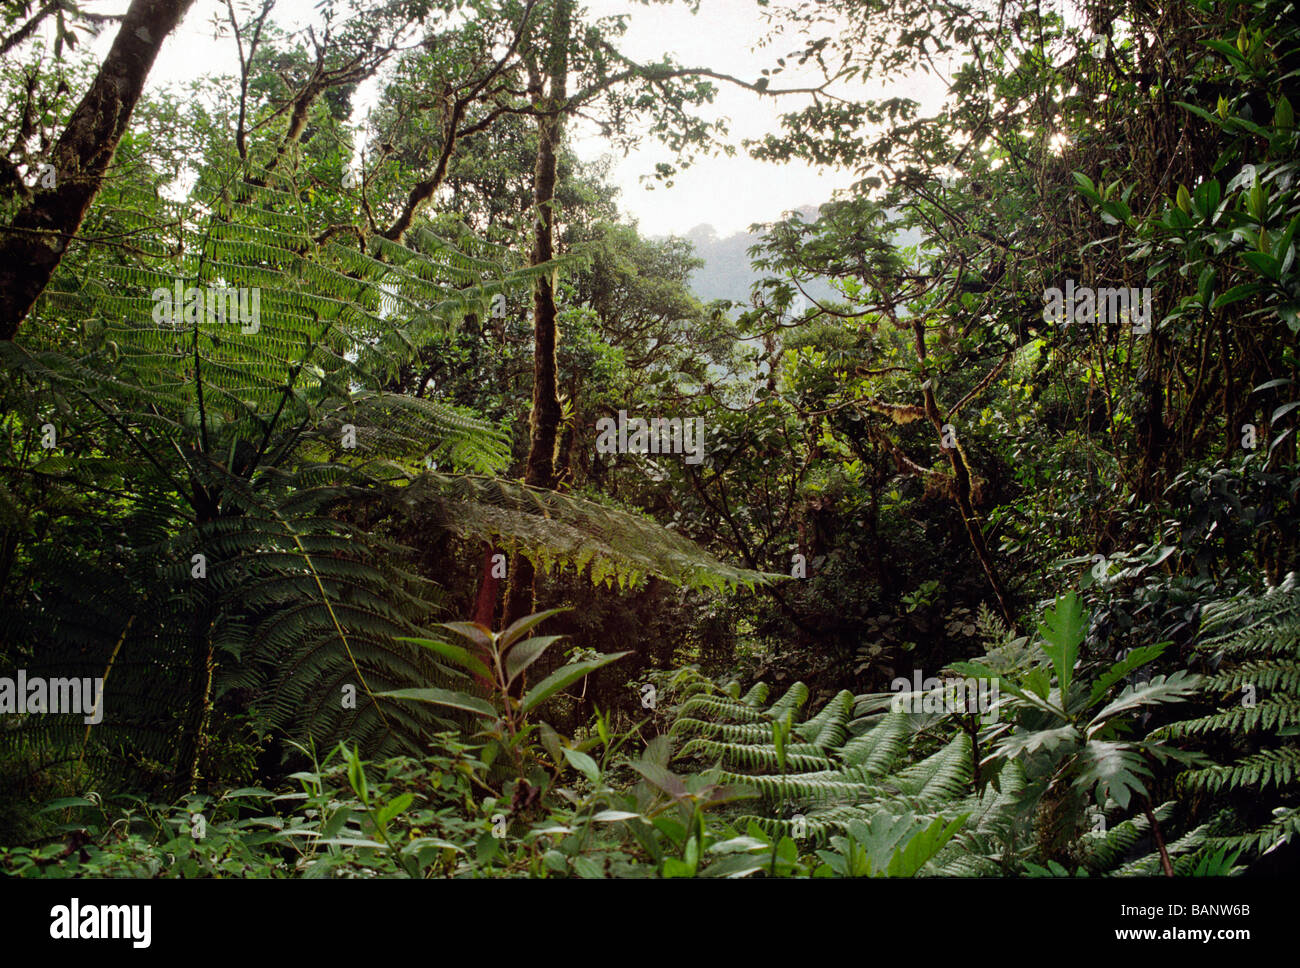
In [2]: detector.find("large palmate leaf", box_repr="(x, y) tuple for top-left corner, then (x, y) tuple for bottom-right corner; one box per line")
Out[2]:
(1087, 672), (1202, 735)
(819, 812), (968, 877)
(1074, 741), (1153, 810)
(1037, 591), (1086, 701)
(994, 724), (1082, 760)
(883, 814), (969, 877)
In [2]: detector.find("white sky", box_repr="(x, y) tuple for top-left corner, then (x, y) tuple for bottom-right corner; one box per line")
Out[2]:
(76, 0), (951, 237)
(576, 0), (874, 236)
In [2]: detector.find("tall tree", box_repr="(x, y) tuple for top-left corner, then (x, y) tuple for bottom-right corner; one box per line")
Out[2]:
(0, 0), (195, 339)
(504, 0), (572, 624)
(498, 0), (829, 622)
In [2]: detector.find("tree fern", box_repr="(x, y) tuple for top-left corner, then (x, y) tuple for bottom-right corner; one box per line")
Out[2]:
(0, 138), (766, 799)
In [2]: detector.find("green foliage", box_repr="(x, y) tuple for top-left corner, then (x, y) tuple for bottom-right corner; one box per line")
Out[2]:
(0, 81), (765, 799)
(1158, 574), (1300, 859)
(954, 593), (1204, 815)
(0, 735), (491, 878)
(813, 813), (968, 878)
(379, 608), (628, 784)
(5, 0), (1300, 883)
(0, 715), (778, 879)
(667, 662), (1005, 873)
(0, 155), (569, 784)
(666, 594), (1225, 876)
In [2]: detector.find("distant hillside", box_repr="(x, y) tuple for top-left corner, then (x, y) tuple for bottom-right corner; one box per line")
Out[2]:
(675, 205), (823, 305)
(676, 205), (919, 306)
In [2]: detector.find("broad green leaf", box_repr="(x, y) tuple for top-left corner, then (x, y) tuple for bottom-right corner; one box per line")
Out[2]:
(1175, 100), (1224, 125)
(1088, 672), (1201, 733)
(1193, 178), (1221, 216)
(504, 635), (564, 685)
(1241, 251), (1281, 280)
(498, 607), (568, 650)
(539, 721), (564, 766)
(1073, 741), (1152, 810)
(1087, 643), (1168, 708)
(542, 849), (567, 873)
(1025, 665), (1053, 702)
(562, 747), (600, 784)
(1072, 171), (1100, 201)
(700, 853), (767, 878)
(377, 686), (496, 718)
(708, 835), (768, 854)
(702, 783), (758, 808)
(1253, 377), (1295, 394)
(375, 792), (414, 828)
(1271, 401), (1300, 424)
(592, 810), (642, 822)
(1197, 266), (1216, 305)
(652, 815), (688, 845)
(632, 760), (689, 800)
(521, 651), (630, 713)
(573, 855), (604, 878)
(885, 813), (968, 877)
(1213, 283), (1261, 309)
(1275, 96), (1294, 129)
(437, 621), (495, 654)
(344, 746), (367, 805)
(1038, 592), (1086, 700)
(996, 724), (1081, 759)
(34, 797), (99, 815)
(396, 635), (491, 681)
(661, 857), (693, 878)
(1201, 38), (1244, 65)
(944, 660), (995, 679)
(220, 787), (277, 800)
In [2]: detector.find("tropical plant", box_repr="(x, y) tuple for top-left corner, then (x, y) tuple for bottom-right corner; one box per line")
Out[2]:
(953, 592), (1207, 875)
(665, 593), (1225, 876)
(377, 608), (628, 785)
(0, 734), (492, 878)
(1157, 573), (1300, 862)
(0, 102), (766, 805)
(663, 667), (1017, 876)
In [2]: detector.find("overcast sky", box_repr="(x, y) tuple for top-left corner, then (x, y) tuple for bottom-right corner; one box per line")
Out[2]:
(81, 0), (953, 237)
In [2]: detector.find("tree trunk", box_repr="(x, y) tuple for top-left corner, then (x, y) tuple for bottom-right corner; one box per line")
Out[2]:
(176, 598), (215, 795)
(0, 0), (196, 340)
(505, 0), (572, 625)
(944, 434), (1014, 623)
(909, 317), (1014, 622)
(471, 543), (502, 627)
(1143, 798), (1176, 877)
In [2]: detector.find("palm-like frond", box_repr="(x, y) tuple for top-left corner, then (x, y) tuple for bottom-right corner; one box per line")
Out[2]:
(1157, 573), (1300, 859)
(0, 152), (765, 794)
(666, 672), (1208, 876)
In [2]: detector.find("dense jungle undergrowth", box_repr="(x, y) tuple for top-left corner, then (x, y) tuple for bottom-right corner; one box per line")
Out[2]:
(1, 0), (1299, 877)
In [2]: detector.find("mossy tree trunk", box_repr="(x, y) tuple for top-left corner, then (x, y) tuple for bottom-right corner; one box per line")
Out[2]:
(0, 0), (196, 339)
(505, 0), (572, 626)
